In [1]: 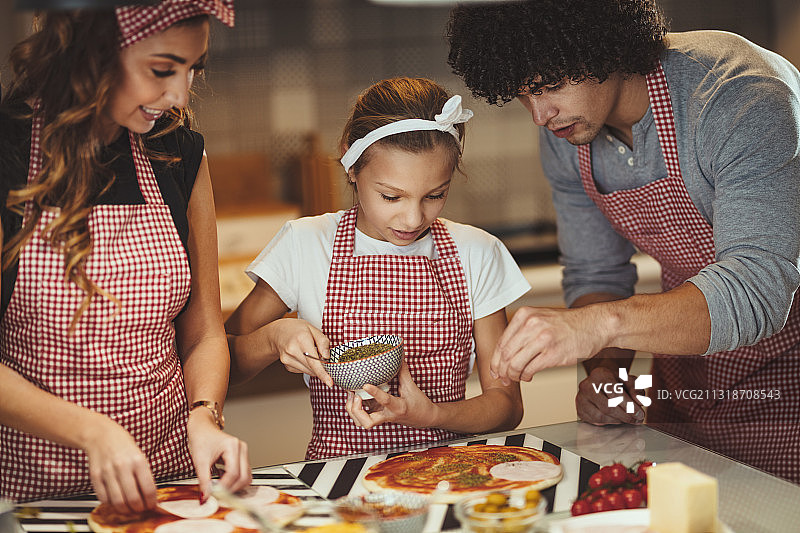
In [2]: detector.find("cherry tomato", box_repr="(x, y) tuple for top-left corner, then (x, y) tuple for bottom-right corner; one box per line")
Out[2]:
(627, 467), (643, 483)
(598, 465), (614, 482)
(637, 461), (654, 479)
(640, 483), (648, 504)
(606, 491), (626, 510)
(588, 472), (605, 489)
(622, 488), (644, 509)
(591, 498), (611, 513)
(571, 499), (591, 516)
(585, 491), (602, 503)
(608, 463), (629, 486)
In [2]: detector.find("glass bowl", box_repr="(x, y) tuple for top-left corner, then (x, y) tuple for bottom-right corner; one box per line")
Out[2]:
(455, 489), (547, 533)
(332, 491), (429, 533)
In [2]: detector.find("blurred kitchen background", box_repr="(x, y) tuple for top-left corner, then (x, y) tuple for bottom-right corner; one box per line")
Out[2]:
(2, 0), (800, 467)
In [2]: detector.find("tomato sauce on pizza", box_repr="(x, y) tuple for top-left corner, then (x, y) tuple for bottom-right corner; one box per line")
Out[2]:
(361, 445), (562, 499)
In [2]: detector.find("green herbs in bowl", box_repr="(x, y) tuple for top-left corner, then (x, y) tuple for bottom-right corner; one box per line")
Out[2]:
(322, 334), (403, 398)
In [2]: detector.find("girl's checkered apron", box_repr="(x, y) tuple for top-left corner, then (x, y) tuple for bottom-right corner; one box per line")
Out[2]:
(307, 206), (473, 459)
(0, 113), (194, 501)
(577, 62), (800, 482)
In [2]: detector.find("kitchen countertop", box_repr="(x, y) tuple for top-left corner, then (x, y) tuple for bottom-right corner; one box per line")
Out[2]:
(12, 421), (800, 532)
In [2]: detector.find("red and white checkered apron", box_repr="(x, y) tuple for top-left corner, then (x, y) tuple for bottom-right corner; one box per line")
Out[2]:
(0, 113), (194, 501)
(307, 206), (473, 459)
(577, 62), (800, 482)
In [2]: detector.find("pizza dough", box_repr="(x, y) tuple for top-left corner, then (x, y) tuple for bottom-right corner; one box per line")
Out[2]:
(361, 444), (563, 503)
(88, 485), (304, 533)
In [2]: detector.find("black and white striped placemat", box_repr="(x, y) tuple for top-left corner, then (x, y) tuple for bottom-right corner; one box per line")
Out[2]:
(14, 466), (320, 533)
(283, 432), (601, 532)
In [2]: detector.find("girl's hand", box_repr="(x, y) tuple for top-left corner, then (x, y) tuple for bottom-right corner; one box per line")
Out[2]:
(82, 415), (158, 514)
(344, 361), (437, 429)
(187, 408), (251, 503)
(265, 318), (333, 387)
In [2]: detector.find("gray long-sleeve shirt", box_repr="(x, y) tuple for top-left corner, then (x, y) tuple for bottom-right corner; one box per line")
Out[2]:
(540, 30), (800, 355)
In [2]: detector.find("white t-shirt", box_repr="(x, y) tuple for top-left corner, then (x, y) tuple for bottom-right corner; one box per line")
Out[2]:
(247, 211), (531, 335)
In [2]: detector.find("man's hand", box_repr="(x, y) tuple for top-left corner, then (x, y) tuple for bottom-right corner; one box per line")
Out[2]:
(576, 366), (645, 425)
(491, 305), (607, 383)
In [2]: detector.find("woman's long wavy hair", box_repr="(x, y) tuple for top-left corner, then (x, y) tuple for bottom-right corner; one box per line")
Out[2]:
(339, 77), (466, 181)
(2, 10), (198, 331)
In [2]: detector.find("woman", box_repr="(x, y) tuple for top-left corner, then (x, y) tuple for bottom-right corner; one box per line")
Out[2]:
(0, 1), (250, 511)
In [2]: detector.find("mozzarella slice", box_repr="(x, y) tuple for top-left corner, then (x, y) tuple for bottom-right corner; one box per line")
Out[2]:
(260, 502), (305, 524)
(154, 518), (234, 533)
(223, 509), (259, 529)
(158, 496), (219, 519)
(224, 502), (304, 528)
(237, 485), (280, 505)
(489, 460), (562, 481)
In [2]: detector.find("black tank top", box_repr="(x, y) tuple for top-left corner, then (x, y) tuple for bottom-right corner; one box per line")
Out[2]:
(0, 101), (204, 316)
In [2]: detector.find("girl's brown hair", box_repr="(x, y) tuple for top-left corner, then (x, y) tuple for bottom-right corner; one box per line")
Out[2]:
(339, 77), (466, 177)
(2, 10), (200, 331)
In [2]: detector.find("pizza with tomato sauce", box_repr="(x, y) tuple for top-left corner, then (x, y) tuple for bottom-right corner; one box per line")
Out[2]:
(88, 485), (303, 533)
(361, 444), (562, 502)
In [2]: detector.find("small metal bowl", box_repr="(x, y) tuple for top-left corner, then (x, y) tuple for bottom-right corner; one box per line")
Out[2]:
(322, 334), (403, 398)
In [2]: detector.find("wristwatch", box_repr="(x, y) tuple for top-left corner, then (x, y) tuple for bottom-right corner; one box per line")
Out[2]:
(189, 400), (225, 430)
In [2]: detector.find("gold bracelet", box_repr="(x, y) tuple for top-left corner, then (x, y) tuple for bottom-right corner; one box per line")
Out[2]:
(189, 400), (225, 430)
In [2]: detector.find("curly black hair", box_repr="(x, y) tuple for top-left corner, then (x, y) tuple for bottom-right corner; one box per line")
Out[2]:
(447, 0), (668, 105)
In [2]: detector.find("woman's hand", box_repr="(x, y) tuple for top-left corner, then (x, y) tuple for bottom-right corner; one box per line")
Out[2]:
(263, 318), (333, 387)
(344, 361), (437, 429)
(82, 415), (157, 514)
(187, 408), (251, 503)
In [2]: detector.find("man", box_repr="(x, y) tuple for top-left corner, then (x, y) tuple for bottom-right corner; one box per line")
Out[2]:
(447, 0), (800, 483)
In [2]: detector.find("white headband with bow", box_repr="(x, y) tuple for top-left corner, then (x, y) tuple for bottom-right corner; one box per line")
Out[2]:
(340, 94), (474, 174)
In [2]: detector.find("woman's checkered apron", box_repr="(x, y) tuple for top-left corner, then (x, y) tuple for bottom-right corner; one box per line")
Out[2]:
(577, 62), (800, 482)
(306, 206), (473, 459)
(0, 113), (194, 501)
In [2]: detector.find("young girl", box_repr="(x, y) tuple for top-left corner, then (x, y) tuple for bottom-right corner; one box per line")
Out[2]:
(0, 1), (250, 510)
(226, 77), (529, 459)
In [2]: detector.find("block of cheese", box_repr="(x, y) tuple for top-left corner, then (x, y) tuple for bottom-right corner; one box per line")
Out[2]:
(648, 462), (718, 533)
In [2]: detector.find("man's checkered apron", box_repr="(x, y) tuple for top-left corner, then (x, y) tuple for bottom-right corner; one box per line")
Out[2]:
(307, 206), (473, 459)
(0, 113), (194, 501)
(577, 62), (800, 483)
